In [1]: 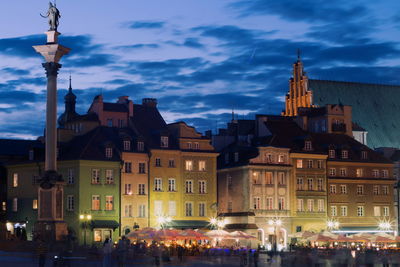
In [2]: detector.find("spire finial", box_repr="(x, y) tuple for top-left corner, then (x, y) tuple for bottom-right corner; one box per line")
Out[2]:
(68, 74), (72, 92)
(297, 48), (301, 61)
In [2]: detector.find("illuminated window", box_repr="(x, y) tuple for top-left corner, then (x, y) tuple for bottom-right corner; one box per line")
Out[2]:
(1, 201), (6, 211)
(253, 197), (261, 209)
(340, 206), (347, 216)
(296, 160), (303, 168)
(199, 161), (206, 171)
(373, 185), (379, 195)
(329, 168), (336, 176)
(331, 206), (337, 216)
(12, 198), (17, 212)
(169, 201), (176, 216)
(91, 169), (100, 184)
(13, 173), (18, 187)
(168, 179), (176, 192)
(199, 203), (206, 217)
(33, 199), (38, 210)
(278, 197), (285, 210)
(105, 196), (113, 210)
(278, 173), (286, 185)
(374, 206), (381, 216)
(124, 184), (132, 195)
(154, 201), (162, 216)
(185, 160), (193, 171)
(161, 136), (169, 148)
(278, 154), (285, 163)
(356, 168), (363, 177)
(266, 197), (273, 210)
(265, 172), (273, 185)
(297, 199), (304, 211)
(383, 206), (389, 216)
(124, 204), (132, 217)
(92, 195), (100, 210)
(318, 199), (324, 212)
(105, 169), (114, 184)
(307, 199), (314, 212)
(139, 205), (146, 217)
(94, 230), (102, 242)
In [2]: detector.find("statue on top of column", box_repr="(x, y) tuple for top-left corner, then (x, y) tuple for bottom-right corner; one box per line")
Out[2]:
(41, 2), (61, 31)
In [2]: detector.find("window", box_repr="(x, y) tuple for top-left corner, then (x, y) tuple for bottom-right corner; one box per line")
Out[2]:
(330, 185), (336, 194)
(199, 161), (206, 171)
(307, 199), (314, 212)
(373, 185), (379, 195)
(124, 204), (132, 217)
(139, 204), (146, 217)
(12, 198), (17, 212)
(316, 178), (323, 191)
(137, 141), (144, 151)
(185, 180), (193, 193)
(227, 175), (232, 188)
(278, 154), (285, 163)
(168, 159), (175, 168)
(161, 136), (169, 148)
(383, 206), (389, 216)
(296, 177), (303, 190)
(194, 142), (200, 150)
(382, 186), (389, 195)
(317, 160), (323, 169)
(278, 173), (286, 185)
(125, 162), (132, 173)
(107, 119), (113, 127)
(105, 169), (114, 184)
(138, 184), (145, 195)
(331, 206), (337, 216)
(266, 197), (273, 210)
(138, 163), (146, 174)
(92, 169), (100, 184)
(357, 206), (364, 217)
(118, 119), (124, 128)
(340, 168), (347, 177)
(228, 201), (233, 212)
(29, 150), (34, 160)
(155, 158), (161, 167)
(372, 169), (379, 178)
(32, 175), (39, 185)
(123, 140), (131, 151)
(185, 202), (193, 216)
(297, 199), (304, 211)
(199, 203), (206, 217)
(340, 185), (347, 194)
(92, 195), (100, 210)
(382, 170), (389, 178)
(341, 150), (348, 159)
(199, 180), (207, 194)
(33, 199), (38, 210)
(185, 160), (193, 171)
(13, 173), (18, 187)
(168, 179), (176, 192)
(105, 196), (113, 210)
(329, 168), (336, 176)
(304, 141), (312, 151)
(307, 178), (313, 191)
(356, 168), (363, 177)
(67, 169), (74, 184)
(361, 151), (368, 159)
(340, 206), (347, 216)
(169, 201), (176, 216)
(105, 147), (112, 158)
(307, 160), (313, 169)
(356, 185), (364, 195)
(329, 149), (335, 158)
(154, 201), (162, 216)
(266, 154), (273, 163)
(374, 206), (381, 216)
(296, 159), (303, 168)
(278, 197), (285, 210)
(154, 178), (162, 191)
(253, 197), (261, 209)
(125, 184), (132, 195)
(252, 172), (260, 184)
(265, 172), (273, 185)
(234, 152), (239, 162)
(2, 202), (6, 211)
(318, 199), (324, 212)
(187, 142), (192, 149)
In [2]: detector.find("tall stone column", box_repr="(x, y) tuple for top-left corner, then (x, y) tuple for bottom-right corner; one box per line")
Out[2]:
(33, 30), (70, 242)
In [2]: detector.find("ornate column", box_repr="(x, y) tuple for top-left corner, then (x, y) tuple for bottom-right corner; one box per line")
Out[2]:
(32, 4), (71, 241)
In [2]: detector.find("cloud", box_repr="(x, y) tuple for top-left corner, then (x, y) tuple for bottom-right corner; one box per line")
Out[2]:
(1, 67), (30, 76)
(64, 53), (116, 67)
(117, 43), (160, 50)
(127, 21), (165, 29)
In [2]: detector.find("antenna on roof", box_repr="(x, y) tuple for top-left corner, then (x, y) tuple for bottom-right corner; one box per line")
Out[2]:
(297, 48), (301, 61)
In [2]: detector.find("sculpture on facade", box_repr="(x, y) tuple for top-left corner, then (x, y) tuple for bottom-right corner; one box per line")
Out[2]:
(41, 2), (61, 31)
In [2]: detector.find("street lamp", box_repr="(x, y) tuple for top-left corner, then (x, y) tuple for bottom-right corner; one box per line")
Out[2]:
(378, 221), (392, 231)
(157, 215), (172, 229)
(268, 218), (282, 252)
(209, 217), (226, 230)
(327, 220), (340, 231)
(79, 213), (92, 246)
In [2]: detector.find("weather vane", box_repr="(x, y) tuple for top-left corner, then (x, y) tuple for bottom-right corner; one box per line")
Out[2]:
(40, 1), (61, 31)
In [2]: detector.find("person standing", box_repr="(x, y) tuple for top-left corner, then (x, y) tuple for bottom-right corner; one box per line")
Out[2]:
(103, 237), (113, 267)
(36, 238), (47, 267)
(253, 249), (259, 267)
(117, 236), (127, 266)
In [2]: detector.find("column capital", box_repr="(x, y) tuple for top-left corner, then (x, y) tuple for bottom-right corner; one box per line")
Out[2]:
(42, 62), (62, 77)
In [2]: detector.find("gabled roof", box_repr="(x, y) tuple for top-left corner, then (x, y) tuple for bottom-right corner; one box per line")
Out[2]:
(0, 139), (42, 157)
(309, 79), (400, 148)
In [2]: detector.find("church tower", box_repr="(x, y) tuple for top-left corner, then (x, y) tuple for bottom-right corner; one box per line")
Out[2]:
(282, 51), (313, 116)
(58, 76), (78, 127)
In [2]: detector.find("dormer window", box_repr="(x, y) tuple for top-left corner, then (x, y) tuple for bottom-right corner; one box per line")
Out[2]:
(137, 141), (144, 152)
(161, 136), (169, 148)
(278, 154), (285, 163)
(187, 142), (192, 149)
(341, 150), (348, 159)
(304, 141), (312, 151)
(29, 150), (34, 161)
(234, 152), (239, 162)
(194, 142), (200, 150)
(361, 151), (368, 160)
(329, 149), (335, 158)
(123, 140), (131, 151)
(105, 147), (113, 158)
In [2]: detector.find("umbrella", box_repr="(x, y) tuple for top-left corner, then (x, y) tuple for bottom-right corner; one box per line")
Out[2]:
(205, 229), (231, 239)
(308, 233), (332, 242)
(178, 229), (209, 240)
(229, 231), (257, 239)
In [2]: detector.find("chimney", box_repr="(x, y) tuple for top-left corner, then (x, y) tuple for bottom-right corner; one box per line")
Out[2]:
(117, 96), (129, 104)
(142, 98), (157, 108)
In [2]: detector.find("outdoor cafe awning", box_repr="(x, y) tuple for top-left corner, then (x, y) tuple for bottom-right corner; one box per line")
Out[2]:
(165, 220), (210, 229)
(332, 227), (396, 234)
(90, 220), (119, 230)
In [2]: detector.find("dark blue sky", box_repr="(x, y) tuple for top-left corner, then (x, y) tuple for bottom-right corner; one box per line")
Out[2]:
(0, 0), (399, 139)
